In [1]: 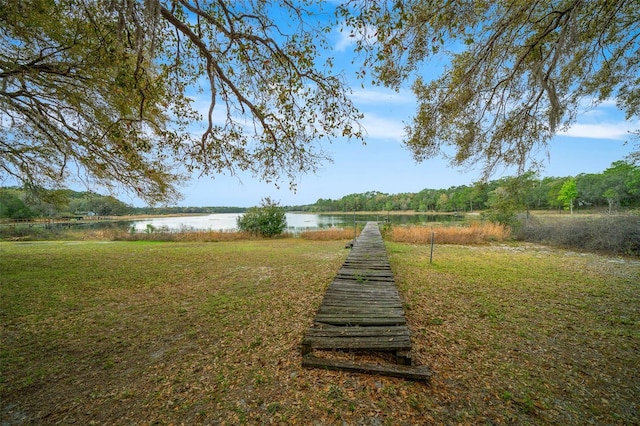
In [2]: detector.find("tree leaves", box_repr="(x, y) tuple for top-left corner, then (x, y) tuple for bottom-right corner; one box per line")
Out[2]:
(346, 0), (640, 177)
(1, 1), (363, 204)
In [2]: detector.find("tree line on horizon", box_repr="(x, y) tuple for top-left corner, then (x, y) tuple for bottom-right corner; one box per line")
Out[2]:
(297, 161), (640, 214)
(1, 161), (638, 220)
(0, 188), (245, 220)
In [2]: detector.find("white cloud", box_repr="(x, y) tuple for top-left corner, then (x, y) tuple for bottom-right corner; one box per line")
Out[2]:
(559, 121), (638, 140)
(360, 112), (406, 142)
(557, 99), (639, 140)
(334, 28), (356, 52)
(332, 24), (377, 52)
(350, 87), (416, 106)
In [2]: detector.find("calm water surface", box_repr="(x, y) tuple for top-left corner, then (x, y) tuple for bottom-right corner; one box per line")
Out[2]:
(129, 212), (465, 233)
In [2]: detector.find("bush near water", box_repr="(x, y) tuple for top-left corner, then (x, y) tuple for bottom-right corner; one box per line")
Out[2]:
(236, 197), (287, 238)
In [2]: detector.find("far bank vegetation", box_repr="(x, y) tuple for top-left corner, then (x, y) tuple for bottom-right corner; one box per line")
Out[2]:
(1, 161), (638, 256)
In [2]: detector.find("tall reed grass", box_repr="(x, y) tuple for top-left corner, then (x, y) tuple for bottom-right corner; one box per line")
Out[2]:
(90, 229), (253, 242)
(298, 227), (358, 240)
(2, 222), (510, 245)
(88, 227), (358, 242)
(389, 222), (510, 245)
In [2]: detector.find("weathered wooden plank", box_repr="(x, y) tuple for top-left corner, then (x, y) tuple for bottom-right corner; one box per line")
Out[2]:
(322, 298), (400, 304)
(327, 280), (398, 288)
(322, 295), (399, 303)
(337, 269), (394, 277)
(323, 287), (398, 293)
(326, 283), (399, 291)
(323, 289), (400, 298)
(320, 301), (402, 309)
(320, 300), (403, 308)
(336, 275), (394, 281)
(322, 295), (400, 302)
(328, 281), (396, 287)
(300, 222), (428, 378)
(334, 277), (395, 284)
(314, 316), (406, 326)
(315, 310), (406, 318)
(321, 300), (400, 306)
(323, 292), (402, 300)
(301, 336), (411, 351)
(318, 307), (406, 316)
(341, 264), (391, 270)
(302, 355), (431, 382)
(345, 256), (388, 260)
(326, 284), (398, 291)
(305, 325), (410, 338)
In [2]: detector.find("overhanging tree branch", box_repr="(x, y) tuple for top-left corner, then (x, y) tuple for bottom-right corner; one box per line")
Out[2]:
(1, 0), (363, 204)
(347, 0), (639, 175)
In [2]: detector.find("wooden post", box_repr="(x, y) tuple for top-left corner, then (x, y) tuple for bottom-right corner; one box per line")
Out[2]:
(300, 342), (312, 356)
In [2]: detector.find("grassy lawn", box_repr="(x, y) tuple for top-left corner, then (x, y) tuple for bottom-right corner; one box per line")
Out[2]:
(1, 238), (638, 424)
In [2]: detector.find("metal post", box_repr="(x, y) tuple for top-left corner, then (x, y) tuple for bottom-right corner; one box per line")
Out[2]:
(429, 231), (435, 264)
(353, 209), (356, 240)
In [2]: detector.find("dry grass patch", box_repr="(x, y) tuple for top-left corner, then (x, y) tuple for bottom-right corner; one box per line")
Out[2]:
(390, 222), (510, 245)
(86, 228), (253, 242)
(2, 239), (638, 425)
(389, 242), (639, 424)
(299, 228), (356, 241)
(1, 240), (349, 424)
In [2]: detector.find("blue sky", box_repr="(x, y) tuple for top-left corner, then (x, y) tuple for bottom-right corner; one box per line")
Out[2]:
(124, 8), (638, 208)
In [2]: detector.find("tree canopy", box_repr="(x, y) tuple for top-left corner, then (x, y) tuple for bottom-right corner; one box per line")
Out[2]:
(3, 1), (638, 205)
(341, 0), (639, 176)
(1, 0), (362, 204)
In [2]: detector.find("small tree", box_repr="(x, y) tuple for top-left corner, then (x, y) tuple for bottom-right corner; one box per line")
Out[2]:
(602, 189), (619, 214)
(236, 198), (287, 237)
(485, 175), (534, 227)
(558, 179), (578, 214)
(0, 190), (34, 219)
(486, 187), (519, 227)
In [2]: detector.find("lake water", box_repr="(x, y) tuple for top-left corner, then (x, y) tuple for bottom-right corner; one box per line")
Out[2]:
(128, 212), (465, 233)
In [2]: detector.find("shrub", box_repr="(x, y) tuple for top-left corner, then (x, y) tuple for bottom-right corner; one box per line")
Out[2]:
(515, 214), (640, 256)
(236, 197), (287, 237)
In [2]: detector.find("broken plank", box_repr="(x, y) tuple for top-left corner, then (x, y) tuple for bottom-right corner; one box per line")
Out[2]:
(302, 355), (430, 382)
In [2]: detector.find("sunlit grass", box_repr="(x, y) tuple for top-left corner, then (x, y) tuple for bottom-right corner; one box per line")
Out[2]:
(1, 238), (637, 424)
(388, 242), (639, 424)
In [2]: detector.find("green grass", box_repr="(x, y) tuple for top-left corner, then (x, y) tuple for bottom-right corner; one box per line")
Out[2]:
(1, 239), (638, 424)
(389, 242), (639, 424)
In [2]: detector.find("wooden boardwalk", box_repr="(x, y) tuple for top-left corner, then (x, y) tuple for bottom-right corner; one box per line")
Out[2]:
(301, 222), (430, 381)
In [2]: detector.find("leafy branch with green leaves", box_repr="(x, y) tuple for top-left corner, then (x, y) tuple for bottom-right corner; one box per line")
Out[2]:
(1, 0), (363, 204)
(340, 0), (639, 177)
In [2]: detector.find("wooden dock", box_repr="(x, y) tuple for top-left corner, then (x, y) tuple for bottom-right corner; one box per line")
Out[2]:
(301, 222), (430, 381)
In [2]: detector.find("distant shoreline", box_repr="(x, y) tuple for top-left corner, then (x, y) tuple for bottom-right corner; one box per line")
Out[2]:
(105, 213), (210, 220)
(308, 210), (472, 216)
